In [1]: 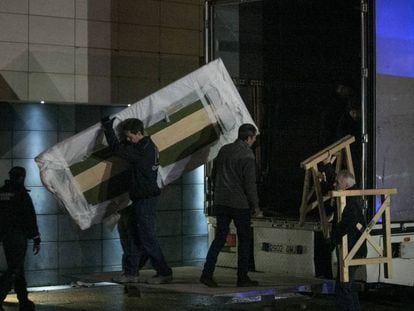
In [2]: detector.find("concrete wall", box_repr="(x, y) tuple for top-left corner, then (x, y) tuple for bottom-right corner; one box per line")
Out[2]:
(0, 0), (203, 104)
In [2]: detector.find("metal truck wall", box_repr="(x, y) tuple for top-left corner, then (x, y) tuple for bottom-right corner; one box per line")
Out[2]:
(375, 0), (414, 222)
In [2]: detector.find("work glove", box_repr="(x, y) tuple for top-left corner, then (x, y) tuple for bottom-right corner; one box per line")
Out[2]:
(101, 116), (115, 130)
(33, 236), (41, 255)
(251, 207), (262, 217)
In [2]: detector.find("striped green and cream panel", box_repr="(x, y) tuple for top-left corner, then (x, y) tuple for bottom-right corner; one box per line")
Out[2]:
(69, 100), (218, 205)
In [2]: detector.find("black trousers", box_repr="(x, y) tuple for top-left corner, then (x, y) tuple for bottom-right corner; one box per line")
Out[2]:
(314, 231), (333, 279)
(0, 228), (29, 303)
(335, 265), (361, 311)
(202, 206), (251, 279)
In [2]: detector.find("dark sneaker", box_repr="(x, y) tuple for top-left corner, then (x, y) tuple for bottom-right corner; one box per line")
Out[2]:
(200, 275), (218, 288)
(237, 276), (259, 287)
(146, 274), (173, 285)
(19, 299), (35, 311)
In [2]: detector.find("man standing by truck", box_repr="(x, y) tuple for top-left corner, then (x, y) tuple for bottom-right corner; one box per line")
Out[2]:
(200, 123), (260, 288)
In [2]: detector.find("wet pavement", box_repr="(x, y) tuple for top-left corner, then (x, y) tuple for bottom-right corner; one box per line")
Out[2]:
(2, 267), (414, 310)
(3, 284), (414, 311)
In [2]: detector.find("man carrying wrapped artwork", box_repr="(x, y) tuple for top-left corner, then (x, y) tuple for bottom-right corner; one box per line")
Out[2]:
(101, 117), (172, 285)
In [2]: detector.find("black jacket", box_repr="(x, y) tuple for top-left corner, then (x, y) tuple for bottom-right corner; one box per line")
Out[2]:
(103, 126), (161, 200)
(212, 139), (259, 211)
(0, 180), (40, 239)
(331, 186), (367, 258)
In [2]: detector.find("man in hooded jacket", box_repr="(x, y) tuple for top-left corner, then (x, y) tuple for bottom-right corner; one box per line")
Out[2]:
(0, 167), (41, 311)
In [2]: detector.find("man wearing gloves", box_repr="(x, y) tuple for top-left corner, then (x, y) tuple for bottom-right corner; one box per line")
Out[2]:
(0, 167), (41, 311)
(101, 117), (172, 284)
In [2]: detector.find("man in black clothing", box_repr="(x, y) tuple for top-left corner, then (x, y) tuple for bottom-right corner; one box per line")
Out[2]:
(336, 97), (362, 186)
(319, 83), (354, 148)
(0, 167), (41, 311)
(101, 117), (172, 285)
(200, 124), (260, 288)
(331, 170), (367, 311)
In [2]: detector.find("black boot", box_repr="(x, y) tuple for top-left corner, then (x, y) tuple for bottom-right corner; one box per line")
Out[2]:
(19, 299), (35, 311)
(199, 274), (218, 288)
(237, 275), (259, 287)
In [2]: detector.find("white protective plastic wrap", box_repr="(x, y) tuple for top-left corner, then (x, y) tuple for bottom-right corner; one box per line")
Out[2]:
(35, 59), (256, 229)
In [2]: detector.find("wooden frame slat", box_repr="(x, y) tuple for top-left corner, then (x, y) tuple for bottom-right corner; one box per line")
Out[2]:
(299, 136), (355, 238)
(301, 135), (355, 170)
(331, 190), (396, 282)
(300, 136), (397, 282)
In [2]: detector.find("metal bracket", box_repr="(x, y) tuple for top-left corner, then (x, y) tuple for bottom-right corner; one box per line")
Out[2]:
(361, 2), (368, 13)
(361, 67), (368, 78)
(362, 133), (369, 144)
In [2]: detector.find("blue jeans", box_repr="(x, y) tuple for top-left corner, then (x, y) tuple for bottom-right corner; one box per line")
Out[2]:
(120, 237), (140, 276)
(131, 197), (172, 277)
(335, 265), (361, 311)
(202, 206), (251, 279)
(120, 233), (149, 275)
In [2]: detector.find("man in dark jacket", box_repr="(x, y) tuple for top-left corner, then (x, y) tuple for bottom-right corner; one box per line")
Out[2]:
(331, 170), (367, 311)
(200, 123), (260, 288)
(0, 167), (41, 311)
(335, 97), (362, 186)
(101, 117), (172, 284)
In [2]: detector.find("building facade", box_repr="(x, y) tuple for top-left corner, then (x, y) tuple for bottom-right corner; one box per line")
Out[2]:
(0, 0), (206, 286)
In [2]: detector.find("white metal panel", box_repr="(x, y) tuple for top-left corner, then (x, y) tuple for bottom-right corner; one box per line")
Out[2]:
(366, 233), (414, 286)
(401, 241), (414, 259)
(253, 226), (315, 277)
(208, 217), (316, 276)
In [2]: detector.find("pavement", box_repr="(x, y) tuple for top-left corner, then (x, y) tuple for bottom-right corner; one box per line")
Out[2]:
(2, 266), (414, 310)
